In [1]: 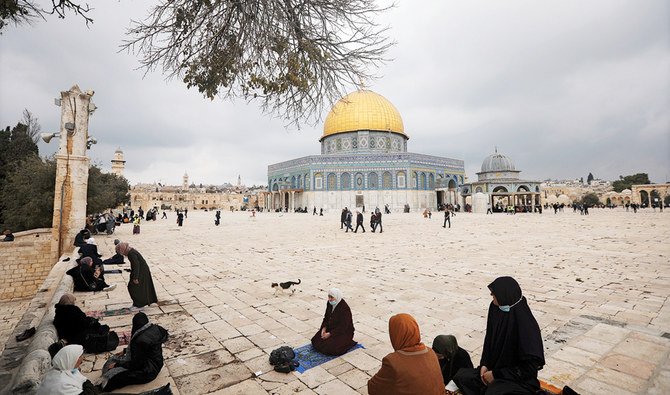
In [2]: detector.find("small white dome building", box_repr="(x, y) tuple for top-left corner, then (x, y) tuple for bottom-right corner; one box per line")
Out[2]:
(461, 148), (541, 213)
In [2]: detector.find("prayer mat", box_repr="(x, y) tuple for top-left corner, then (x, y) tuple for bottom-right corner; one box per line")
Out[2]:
(86, 307), (135, 318)
(117, 330), (132, 346)
(293, 343), (364, 373)
(104, 269), (122, 274)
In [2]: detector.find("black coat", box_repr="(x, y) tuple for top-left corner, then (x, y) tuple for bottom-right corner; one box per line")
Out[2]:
(119, 324), (169, 381)
(356, 213), (363, 224)
(54, 304), (101, 345)
(438, 347), (473, 385)
(73, 233), (87, 247)
(67, 265), (104, 292)
(78, 244), (102, 266)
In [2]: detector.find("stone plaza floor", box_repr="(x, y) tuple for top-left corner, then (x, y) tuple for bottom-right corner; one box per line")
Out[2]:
(58, 208), (669, 394)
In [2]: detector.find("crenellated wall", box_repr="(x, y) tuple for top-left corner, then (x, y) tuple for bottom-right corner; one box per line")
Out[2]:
(0, 229), (53, 300)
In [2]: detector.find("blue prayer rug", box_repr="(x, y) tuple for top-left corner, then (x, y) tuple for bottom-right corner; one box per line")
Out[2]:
(293, 343), (365, 373)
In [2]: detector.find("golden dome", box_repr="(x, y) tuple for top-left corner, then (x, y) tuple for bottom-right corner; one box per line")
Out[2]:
(321, 90), (406, 141)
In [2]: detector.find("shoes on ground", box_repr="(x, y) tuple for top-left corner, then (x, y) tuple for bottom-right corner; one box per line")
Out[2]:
(16, 327), (36, 342)
(103, 284), (117, 292)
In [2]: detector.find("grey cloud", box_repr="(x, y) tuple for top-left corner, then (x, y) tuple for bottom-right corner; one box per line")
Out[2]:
(1, 0), (668, 186)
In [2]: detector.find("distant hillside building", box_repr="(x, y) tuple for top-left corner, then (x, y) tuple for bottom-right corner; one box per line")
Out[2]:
(130, 178), (263, 211)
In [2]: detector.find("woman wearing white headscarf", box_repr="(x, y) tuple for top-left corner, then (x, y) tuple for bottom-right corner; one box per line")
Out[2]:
(38, 344), (99, 395)
(310, 288), (357, 355)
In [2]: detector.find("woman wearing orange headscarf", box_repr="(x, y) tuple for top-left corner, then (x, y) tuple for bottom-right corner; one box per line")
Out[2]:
(368, 313), (444, 395)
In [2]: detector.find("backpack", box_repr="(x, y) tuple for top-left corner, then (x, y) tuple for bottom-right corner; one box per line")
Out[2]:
(269, 346), (299, 373)
(269, 346), (295, 366)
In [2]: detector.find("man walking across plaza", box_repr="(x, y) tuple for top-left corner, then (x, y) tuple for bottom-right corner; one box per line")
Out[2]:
(354, 210), (366, 233)
(344, 210), (354, 232)
(443, 207), (451, 229)
(341, 208), (348, 229)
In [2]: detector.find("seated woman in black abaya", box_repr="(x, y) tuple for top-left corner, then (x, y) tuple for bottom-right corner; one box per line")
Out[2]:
(311, 288), (357, 356)
(453, 276), (545, 395)
(432, 335), (473, 389)
(66, 257), (113, 292)
(53, 293), (117, 353)
(100, 312), (169, 392)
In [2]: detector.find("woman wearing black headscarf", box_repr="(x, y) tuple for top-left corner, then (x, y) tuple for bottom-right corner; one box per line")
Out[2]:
(453, 276), (544, 395)
(100, 312), (169, 391)
(432, 335), (473, 388)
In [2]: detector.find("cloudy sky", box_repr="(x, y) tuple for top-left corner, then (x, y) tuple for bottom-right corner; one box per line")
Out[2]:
(1, 0), (668, 186)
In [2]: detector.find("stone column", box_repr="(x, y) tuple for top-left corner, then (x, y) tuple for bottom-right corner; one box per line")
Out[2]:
(51, 85), (94, 261)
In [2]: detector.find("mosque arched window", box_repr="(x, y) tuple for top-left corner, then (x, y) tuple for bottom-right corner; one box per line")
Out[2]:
(428, 174), (435, 189)
(382, 172), (392, 189)
(355, 173), (364, 189)
(368, 172), (378, 189)
(397, 171), (406, 189)
(341, 173), (351, 190)
(420, 173), (426, 190)
(304, 173), (310, 190)
(297, 175), (302, 189)
(291, 176), (296, 188)
(327, 173), (337, 190)
(314, 173), (323, 190)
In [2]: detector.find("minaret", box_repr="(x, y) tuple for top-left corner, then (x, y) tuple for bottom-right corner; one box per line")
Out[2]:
(237, 174), (242, 187)
(182, 172), (189, 190)
(111, 148), (126, 177)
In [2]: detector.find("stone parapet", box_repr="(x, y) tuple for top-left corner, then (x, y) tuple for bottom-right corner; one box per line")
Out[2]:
(0, 229), (54, 301)
(0, 253), (74, 394)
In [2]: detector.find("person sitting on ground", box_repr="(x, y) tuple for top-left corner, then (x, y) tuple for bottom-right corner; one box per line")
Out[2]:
(54, 293), (118, 353)
(38, 344), (100, 395)
(78, 237), (103, 267)
(2, 229), (14, 242)
(432, 335), (473, 389)
(100, 312), (169, 392)
(368, 313), (444, 395)
(66, 257), (115, 292)
(453, 276), (544, 395)
(73, 229), (91, 248)
(116, 242), (158, 308)
(311, 288), (357, 356)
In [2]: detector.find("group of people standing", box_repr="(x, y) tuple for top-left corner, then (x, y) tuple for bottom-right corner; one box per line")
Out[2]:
(309, 278), (545, 395)
(340, 207), (383, 233)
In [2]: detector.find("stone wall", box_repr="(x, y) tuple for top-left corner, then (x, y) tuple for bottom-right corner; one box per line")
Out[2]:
(0, 229), (53, 301)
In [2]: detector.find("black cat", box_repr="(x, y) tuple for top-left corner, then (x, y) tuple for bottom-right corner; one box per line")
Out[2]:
(271, 279), (301, 295)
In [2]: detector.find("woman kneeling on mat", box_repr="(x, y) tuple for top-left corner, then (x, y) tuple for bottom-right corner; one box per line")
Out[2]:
(311, 288), (357, 356)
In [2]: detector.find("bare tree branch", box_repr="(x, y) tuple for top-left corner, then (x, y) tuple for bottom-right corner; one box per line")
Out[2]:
(0, 0), (93, 33)
(122, 0), (395, 127)
(21, 108), (41, 144)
